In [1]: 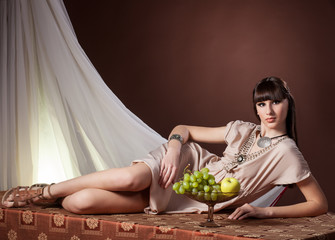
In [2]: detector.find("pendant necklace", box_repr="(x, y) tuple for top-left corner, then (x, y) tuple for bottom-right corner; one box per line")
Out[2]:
(229, 127), (288, 171)
(257, 133), (288, 148)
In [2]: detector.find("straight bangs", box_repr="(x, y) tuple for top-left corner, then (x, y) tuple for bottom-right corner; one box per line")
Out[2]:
(253, 82), (287, 105)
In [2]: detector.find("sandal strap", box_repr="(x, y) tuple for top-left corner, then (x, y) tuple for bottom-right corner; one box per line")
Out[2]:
(12, 186), (38, 205)
(10, 186), (29, 207)
(39, 183), (55, 200)
(47, 183), (55, 199)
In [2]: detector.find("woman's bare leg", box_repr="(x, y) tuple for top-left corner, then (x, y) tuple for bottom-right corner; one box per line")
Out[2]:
(61, 188), (150, 214)
(2, 163), (152, 207)
(47, 162), (152, 198)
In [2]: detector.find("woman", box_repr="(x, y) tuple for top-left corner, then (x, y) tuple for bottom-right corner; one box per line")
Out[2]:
(2, 77), (328, 220)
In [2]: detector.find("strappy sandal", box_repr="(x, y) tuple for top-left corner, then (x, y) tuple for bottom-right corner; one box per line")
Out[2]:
(1, 183), (55, 207)
(29, 183), (56, 206)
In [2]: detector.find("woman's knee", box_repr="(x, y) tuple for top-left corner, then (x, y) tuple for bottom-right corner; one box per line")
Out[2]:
(120, 164), (151, 191)
(62, 189), (97, 214)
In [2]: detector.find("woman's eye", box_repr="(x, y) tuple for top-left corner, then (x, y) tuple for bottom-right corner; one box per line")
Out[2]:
(257, 102), (265, 107)
(273, 100), (281, 105)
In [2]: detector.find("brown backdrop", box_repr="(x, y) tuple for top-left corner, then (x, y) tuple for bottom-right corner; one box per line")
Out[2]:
(64, 0), (335, 211)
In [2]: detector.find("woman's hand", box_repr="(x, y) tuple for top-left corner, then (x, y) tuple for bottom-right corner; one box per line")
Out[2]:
(228, 203), (270, 220)
(158, 147), (180, 189)
(158, 124), (227, 189)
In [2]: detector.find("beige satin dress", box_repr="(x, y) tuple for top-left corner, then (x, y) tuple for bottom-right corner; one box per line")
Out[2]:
(133, 120), (311, 214)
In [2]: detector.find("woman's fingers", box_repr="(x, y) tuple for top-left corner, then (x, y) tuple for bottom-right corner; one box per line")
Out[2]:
(159, 159), (169, 184)
(228, 204), (254, 220)
(159, 149), (180, 188)
(159, 166), (171, 188)
(228, 207), (243, 220)
(237, 212), (251, 220)
(162, 167), (171, 186)
(159, 164), (178, 189)
(228, 203), (268, 220)
(158, 165), (167, 186)
(164, 167), (177, 189)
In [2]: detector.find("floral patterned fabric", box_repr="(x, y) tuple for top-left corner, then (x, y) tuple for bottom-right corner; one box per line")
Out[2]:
(1, 192), (335, 240)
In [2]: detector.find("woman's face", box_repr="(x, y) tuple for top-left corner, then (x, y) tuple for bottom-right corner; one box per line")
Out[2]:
(256, 98), (289, 133)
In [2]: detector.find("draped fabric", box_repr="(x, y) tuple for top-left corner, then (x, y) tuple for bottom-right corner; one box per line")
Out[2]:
(0, 0), (166, 190)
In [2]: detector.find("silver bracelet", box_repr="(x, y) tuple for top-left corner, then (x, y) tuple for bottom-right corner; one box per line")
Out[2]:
(169, 134), (184, 144)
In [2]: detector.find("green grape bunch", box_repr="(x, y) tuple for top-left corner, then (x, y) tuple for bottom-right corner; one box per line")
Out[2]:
(172, 166), (222, 201)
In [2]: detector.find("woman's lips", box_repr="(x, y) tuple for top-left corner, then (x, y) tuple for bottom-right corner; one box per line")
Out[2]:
(266, 117), (276, 123)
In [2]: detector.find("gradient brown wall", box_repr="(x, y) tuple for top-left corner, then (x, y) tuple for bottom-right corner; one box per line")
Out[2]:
(64, 0), (335, 211)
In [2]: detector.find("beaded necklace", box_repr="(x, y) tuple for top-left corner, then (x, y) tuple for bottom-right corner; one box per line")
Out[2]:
(224, 126), (288, 172)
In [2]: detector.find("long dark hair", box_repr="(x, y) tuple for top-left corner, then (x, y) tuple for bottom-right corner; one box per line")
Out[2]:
(252, 76), (298, 144)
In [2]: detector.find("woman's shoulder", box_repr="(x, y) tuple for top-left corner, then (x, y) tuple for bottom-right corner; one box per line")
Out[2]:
(224, 120), (258, 144)
(275, 138), (305, 161)
(271, 138), (311, 185)
(277, 137), (300, 151)
(226, 120), (257, 130)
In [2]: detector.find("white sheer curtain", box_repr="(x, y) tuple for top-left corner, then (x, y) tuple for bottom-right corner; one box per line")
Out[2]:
(0, 0), (166, 190)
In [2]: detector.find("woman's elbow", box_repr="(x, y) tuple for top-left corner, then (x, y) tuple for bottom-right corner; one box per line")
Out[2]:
(312, 198), (328, 216)
(319, 192), (328, 214)
(319, 199), (328, 215)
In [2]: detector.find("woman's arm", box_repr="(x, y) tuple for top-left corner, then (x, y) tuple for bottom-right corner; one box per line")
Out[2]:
(228, 175), (328, 220)
(158, 125), (227, 188)
(168, 125), (227, 145)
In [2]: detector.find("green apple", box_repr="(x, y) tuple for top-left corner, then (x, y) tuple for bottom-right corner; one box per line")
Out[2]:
(220, 177), (240, 193)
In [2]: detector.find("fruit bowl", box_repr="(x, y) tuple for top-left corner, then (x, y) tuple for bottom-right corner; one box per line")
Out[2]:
(172, 166), (241, 227)
(184, 191), (240, 227)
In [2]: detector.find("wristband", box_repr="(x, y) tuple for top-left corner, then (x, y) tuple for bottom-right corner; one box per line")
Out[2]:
(169, 134), (184, 144)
